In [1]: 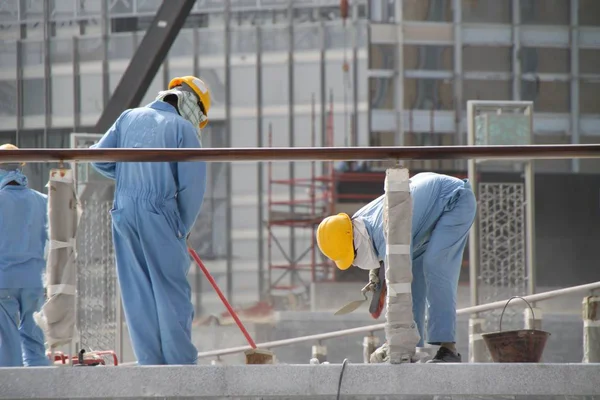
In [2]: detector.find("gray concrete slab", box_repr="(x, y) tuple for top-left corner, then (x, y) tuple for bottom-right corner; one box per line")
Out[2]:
(1, 364), (600, 399)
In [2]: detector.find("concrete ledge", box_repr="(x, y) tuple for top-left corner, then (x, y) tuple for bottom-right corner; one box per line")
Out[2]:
(1, 363), (599, 399)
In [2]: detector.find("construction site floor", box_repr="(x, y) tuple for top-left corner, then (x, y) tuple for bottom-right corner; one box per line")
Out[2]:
(1, 363), (599, 399)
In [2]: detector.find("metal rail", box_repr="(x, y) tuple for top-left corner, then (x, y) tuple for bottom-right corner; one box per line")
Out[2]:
(194, 281), (600, 359)
(3, 144), (600, 163)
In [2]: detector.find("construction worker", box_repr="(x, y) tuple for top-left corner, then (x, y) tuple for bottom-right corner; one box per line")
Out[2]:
(90, 76), (210, 365)
(316, 172), (477, 363)
(0, 144), (50, 367)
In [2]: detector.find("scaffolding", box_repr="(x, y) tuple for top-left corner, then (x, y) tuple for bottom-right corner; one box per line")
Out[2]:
(266, 94), (336, 308)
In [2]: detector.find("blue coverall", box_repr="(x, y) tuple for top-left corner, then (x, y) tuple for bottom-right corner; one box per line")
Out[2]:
(353, 172), (477, 346)
(91, 100), (207, 365)
(0, 169), (50, 367)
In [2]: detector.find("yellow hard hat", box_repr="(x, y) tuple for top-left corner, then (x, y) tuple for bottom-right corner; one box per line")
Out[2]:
(0, 143), (25, 166)
(316, 213), (355, 271)
(168, 76), (211, 129)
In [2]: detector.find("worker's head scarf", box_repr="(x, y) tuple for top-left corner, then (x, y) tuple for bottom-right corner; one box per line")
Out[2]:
(351, 218), (381, 270)
(155, 84), (207, 142)
(0, 167), (27, 189)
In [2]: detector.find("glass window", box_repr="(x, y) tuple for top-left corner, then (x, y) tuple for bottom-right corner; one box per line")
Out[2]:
(108, 33), (136, 60)
(403, 0), (452, 22)
(579, 0), (600, 26)
(22, 78), (45, 117)
(0, 80), (17, 117)
(369, 77), (394, 110)
(579, 49), (600, 75)
(404, 45), (453, 71)
(77, 36), (103, 63)
(463, 46), (512, 72)
(294, 24), (320, 51)
(521, 47), (570, 74)
(370, 44), (396, 70)
(520, 0), (570, 26)
(369, 0), (395, 23)
(51, 75), (74, 118)
(0, 41), (17, 70)
(521, 80), (570, 113)
(580, 80), (600, 114)
(231, 117), (257, 148)
(293, 62), (320, 105)
(231, 64), (257, 107)
(79, 73), (103, 117)
(50, 38), (73, 64)
(462, 0), (511, 24)
(404, 78), (454, 111)
(259, 63), (288, 107)
(22, 40), (44, 67)
(463, 79), (512, 101)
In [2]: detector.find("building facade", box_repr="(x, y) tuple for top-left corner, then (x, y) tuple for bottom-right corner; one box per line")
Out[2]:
(0, 0), (599, 307)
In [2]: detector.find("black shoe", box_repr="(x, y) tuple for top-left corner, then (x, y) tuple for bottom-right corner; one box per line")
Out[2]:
(427, 346), (462, 363)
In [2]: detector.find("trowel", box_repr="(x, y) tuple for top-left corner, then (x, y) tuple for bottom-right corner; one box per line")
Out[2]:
(334, 282), (374, 315)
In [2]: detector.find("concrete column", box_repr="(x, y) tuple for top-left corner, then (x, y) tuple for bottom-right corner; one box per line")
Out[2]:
(384, 167), (420, 364)
(311, 343), (327, 364)
(363, 335), (380, 363)
(583, 296), (600, 363)
(524, 307), (543, 330)
(468, 317), (491, 363)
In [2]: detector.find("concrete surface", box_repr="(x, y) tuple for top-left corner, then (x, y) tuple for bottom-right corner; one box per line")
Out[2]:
(1, 364), (599, 399)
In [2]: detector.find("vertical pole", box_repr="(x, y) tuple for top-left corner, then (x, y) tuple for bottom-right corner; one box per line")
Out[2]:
(192, 26), (202, 314)
(287, 0), (296, 287)
(570, 0), (580, 173)
(43, 0), (52, 149)
(73, 36), (81, 132)
(525, 160), (536, 296)
(320, 19), (327, 162)
(310, 94), (316, 283)
(511, 0), (521, 101)
(224, 0), (233, 301)
(582, 295), (600, 363)
(394, 0), (404, 147)
(16, 39), (23, 146)
(351, 1), (359, 147)
(467, 100), (488, 362)
(256, 23), (265, 300)
(101, 0), (110, 108)
(453, 0), (464, 170)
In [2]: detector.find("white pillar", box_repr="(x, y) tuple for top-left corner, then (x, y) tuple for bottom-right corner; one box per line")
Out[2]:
(384, 167), (420, 364)
(583, 295), (600, 363)
(468, 317), (491, 362)
(524, 306), (543, 330)
(363, 335), (380, 363)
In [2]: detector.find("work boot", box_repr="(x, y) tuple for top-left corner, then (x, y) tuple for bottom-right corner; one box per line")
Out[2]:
(427, 346), (462, 363)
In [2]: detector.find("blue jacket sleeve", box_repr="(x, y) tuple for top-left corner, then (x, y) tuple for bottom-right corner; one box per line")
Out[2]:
(176, 123), (207, 236)
(90, 110), (129, 180)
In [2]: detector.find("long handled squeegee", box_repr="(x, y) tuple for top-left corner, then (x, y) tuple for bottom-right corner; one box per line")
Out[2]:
(188, 247), (275, 364)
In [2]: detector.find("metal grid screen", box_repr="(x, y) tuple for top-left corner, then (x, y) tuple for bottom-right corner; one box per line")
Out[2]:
(76, 199), (118, 358)
(477, 182), (528, 330)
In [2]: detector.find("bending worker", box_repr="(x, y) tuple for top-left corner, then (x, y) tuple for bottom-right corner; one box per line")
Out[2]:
(317, 172), (477, 363)
(0, 144), (50, 367)
(91, 76), (210, 365)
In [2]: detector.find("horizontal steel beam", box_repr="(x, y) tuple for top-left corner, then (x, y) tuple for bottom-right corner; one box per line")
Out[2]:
(3, 145), (600, 163)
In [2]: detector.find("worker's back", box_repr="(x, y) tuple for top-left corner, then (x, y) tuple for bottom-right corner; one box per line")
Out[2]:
(353, 172), (468, 259)
(0, 175), (48, 289)
(111, 102), (192, 200)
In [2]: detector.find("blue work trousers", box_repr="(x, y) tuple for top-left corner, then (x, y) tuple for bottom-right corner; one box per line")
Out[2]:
(111, 195), (198, 365)
(411, 183), (477, 346)
(0, 288), (49, 367)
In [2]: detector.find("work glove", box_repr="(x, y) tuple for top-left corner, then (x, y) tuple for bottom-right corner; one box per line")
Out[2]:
(370, 342), (389, 363)
(368, 264), (387, 320)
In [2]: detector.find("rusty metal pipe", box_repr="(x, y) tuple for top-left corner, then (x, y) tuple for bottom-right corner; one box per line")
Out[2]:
(2, 144), (600, 163)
